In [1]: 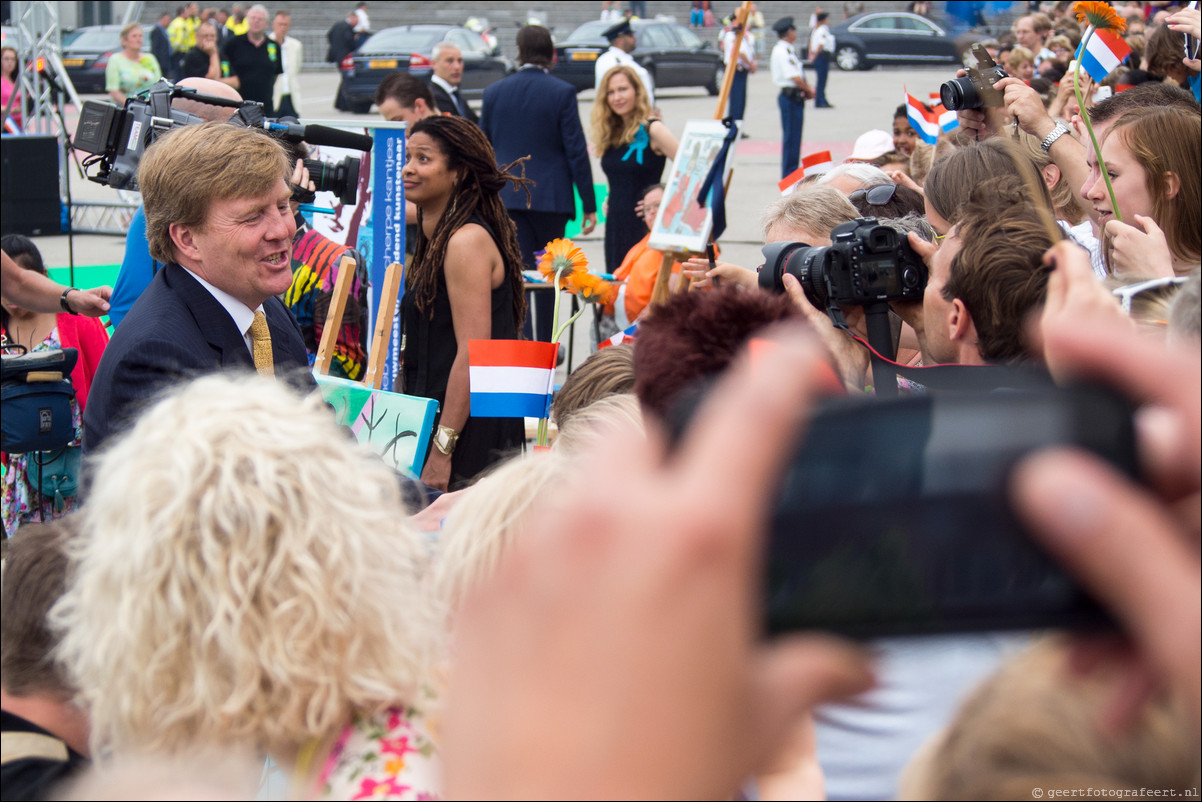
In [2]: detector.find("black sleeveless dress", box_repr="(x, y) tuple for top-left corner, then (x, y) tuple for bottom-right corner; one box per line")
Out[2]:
(399, 216), (524, 490)
(600, 120), (668, 273)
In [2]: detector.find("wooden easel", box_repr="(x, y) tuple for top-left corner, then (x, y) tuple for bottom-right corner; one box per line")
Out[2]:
(648, 0), (752, 307)
(314, 255), (404, 391)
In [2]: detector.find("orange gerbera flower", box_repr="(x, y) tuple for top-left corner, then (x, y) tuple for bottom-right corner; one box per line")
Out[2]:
(570, 272), (618, 305)
(537, 238), (588, 284)
(1072, 1), (1126, 33)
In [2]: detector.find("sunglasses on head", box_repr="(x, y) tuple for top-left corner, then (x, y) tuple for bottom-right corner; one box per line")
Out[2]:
(848, 183), (898, 207)
(1112, 276), (1187, 315)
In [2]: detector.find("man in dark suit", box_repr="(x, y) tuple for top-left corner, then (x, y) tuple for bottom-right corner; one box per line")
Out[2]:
(481, 25), (596, 341)
(84, 122), (314, 457)
(151, 11), (174, 79)
(427, 42), (479, 125)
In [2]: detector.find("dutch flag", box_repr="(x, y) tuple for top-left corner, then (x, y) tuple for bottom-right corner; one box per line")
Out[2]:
(779, 150), (834, 195)
(906, 91), (942, 145)
(468, 340), (559, 418)
(928, 93), (959, 133)
(1076, 29), (1132, 84)
(599, 323), (639, 349)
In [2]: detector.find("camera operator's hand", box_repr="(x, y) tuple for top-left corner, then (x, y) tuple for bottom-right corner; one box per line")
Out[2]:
(889, 232), (935, 340)
(952, 69), (1006, 142)
(997, 77), (1056, 140)
(1038, 240), (1134, 381)
(1106, 215), (1176, 280)
(681, 258), (757, 290)
(444, 334), (876, 799)
(783, 273), (870, 391)
(1012, 318), (1201, 729)
(289, 158), (316, 211)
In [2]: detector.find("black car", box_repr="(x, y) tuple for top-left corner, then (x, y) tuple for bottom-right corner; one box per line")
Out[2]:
(552, 19), (723, 95)
(336, 24), (512, 114)
(828, 12), (978, 71)
(60, 24), (154, 94)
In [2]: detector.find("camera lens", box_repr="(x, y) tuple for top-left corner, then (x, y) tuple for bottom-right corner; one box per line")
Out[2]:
(939, 77), (977, 111)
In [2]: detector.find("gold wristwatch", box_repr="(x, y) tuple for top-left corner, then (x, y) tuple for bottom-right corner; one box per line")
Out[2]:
(433, 424), (460, 456)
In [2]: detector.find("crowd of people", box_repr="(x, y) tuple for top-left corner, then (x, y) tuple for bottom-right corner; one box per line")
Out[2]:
(2, 1), (1201, 800)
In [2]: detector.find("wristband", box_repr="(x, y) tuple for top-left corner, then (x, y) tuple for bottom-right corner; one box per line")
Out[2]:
(60, 288), (80, 315)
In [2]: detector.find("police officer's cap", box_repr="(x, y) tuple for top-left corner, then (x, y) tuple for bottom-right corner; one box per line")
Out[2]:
(772, 16), (796, 35)
(603, 19), (635, 41)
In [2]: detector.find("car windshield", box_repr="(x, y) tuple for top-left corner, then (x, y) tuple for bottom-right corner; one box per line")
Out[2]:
(66, 28), (121, 51)
(565, 21), (612, 43)
(359, 28), (444, 54)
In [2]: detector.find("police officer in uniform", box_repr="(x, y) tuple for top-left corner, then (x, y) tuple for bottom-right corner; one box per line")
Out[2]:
(770, 16), (813, 179)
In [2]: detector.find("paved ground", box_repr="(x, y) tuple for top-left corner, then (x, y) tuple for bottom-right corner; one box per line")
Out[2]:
(27, 63), (958, 365)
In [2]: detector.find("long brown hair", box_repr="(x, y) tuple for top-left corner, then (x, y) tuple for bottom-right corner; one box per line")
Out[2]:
(407, 116), (530, 330)
(590, 65), (655, 153)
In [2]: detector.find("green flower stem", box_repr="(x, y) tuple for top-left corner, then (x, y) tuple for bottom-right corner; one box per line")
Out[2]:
(1074, 27), (1121, 222)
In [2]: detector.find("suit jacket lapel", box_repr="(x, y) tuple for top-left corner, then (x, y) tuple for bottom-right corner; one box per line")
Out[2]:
(163, 264), (255, 369)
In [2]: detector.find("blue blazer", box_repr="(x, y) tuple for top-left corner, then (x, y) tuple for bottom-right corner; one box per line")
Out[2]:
(83, 263), (315, 457)
(481, 68), (596, 217)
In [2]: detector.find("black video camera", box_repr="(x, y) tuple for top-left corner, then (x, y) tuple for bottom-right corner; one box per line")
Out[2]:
(74, 79), (370, 202)
(940, 43), (1008, 111)
(758, 217), (927, 321)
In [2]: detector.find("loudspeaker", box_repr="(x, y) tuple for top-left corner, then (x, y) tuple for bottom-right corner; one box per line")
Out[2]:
(1, 136), (62, 236)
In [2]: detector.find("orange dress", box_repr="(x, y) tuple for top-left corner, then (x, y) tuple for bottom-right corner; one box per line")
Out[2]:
(612, 233), (683, 322)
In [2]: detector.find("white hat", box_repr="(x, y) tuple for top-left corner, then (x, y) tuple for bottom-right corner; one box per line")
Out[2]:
(847, 129), (894, 162)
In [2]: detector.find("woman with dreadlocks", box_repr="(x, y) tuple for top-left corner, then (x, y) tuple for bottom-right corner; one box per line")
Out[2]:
(400, 115), (530, 491)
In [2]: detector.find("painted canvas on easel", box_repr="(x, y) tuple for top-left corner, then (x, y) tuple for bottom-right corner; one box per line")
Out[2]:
(648, 119), (741, 253)
(316, 375), (438, 478)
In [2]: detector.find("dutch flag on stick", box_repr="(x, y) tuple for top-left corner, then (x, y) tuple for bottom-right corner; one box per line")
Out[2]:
(779, 150), (834, 195)
(1076, 29), (1132, 84)
(906, 91), (941, 145)
(468, 340), (559, 418)
(599, 323), (638, 349)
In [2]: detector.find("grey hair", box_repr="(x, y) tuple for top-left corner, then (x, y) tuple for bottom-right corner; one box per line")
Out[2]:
(877, 212), (936, 243)
(1167, 271), (1201, 347)
(817, 163), (894, 191)
(762, 185), (858, 242)
(432, 40), (461, 61)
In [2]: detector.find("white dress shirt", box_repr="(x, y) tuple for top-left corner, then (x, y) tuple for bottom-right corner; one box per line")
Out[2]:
(722, 29), (755, 69)
(594, 46), (655, 104)
(181, 266), (262, 355)
(431, 74), (466, 114)
(771, 39), (803, 88)
(808, 24), (835, 58)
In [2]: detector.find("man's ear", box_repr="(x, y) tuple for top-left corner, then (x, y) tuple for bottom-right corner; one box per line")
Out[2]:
(947, 297), (973, 343)
(170, 222), (201, 264)
(1164, 171), (1181, 202)
(1041, 162), (1061, 192)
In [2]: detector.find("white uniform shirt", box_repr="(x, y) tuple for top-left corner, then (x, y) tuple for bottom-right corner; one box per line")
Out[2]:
(771, 38), (803, 88)
(722, 28), (755, 69)
(594, 46), (655, 104)
(809, 24), (835, 58)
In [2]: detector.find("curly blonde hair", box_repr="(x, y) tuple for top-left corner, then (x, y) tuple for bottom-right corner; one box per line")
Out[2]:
(51, 374), (442, 760)
(590, 65), (655, 154)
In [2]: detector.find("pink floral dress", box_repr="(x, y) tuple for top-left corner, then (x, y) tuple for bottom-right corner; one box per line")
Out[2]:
(314, 706), (440, 800)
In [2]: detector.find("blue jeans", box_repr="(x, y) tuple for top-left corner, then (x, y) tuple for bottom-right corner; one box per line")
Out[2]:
(778, 91), (805, 178)
(728, 69), (748, 122)
(814, 53), (831, 106)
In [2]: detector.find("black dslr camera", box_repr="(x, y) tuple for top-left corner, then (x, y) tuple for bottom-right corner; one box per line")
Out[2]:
(758, 217), (927, 317)
(939, 43), (1008, 111)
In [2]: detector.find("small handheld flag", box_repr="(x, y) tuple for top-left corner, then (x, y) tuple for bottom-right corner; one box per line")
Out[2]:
(779, 150), (833, 195)
(599, 323), (639, 349)
(905, 91), (941, 145)
(1076, 29), (1132, 83)
(468, 340), (559, 418)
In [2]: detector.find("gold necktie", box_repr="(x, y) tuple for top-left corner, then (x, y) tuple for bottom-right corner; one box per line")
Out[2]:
(249, 310), (274, 376)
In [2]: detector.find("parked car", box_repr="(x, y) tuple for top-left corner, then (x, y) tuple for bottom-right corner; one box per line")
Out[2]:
(336, 24), (512, 115)
(828, 11), (978, 71)
(552, 18), (724, 95)
(60, 24), (153, 95)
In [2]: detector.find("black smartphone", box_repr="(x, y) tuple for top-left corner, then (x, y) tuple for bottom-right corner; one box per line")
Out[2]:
(670, 382), (1136, 638)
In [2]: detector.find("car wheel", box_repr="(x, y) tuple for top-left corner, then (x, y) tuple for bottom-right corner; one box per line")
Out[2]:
(705, 63), (721, 95)
(835, 45), (865, 71)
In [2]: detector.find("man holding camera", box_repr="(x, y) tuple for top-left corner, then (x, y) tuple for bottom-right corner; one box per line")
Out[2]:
(894, 183), (1055, 369)
(84, 122), (314, 457)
